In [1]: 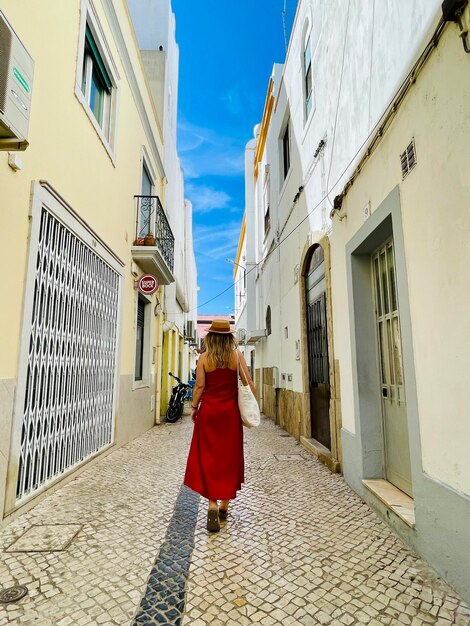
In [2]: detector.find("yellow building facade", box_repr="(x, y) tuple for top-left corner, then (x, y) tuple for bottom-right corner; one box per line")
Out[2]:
(0, 0), (175, 521)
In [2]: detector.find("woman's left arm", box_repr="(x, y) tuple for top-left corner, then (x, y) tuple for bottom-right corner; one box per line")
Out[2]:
(191, 355), (206, 421)
(238, 351), (258, 400)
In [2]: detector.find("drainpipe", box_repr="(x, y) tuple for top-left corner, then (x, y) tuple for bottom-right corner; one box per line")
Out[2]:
(154, 289), (164, 425)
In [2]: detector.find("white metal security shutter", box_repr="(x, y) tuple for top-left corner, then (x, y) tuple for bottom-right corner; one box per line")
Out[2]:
(14, 195), (121, 503)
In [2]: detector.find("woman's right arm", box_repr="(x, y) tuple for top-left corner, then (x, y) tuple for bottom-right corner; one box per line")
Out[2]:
(238, 351), (257, 400)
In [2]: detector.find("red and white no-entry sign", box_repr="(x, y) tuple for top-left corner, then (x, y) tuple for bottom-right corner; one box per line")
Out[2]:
(137, 274), (159, 296)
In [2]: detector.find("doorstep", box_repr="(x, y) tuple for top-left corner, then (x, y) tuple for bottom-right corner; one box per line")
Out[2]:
(363, 479), (415, 528)
(300, 436), (341, 473)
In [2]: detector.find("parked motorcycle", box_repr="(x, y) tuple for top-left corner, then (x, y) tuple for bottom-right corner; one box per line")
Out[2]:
(166, 372), (192, 423)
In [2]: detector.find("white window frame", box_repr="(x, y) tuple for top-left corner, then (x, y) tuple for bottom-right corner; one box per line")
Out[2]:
(75, 0), (120, 162)
(263, 165), (271, 239)
(280, 118), (291, 186)
(137, 147), (157, 239)
(303, 32), (313, 122)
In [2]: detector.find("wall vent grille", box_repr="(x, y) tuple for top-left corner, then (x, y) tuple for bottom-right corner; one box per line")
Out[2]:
(400, 138), (417, 179)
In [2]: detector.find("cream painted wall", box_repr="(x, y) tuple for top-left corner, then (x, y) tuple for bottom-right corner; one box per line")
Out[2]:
(0, 0), (164, 381)
(330, 22), (470, 494)
(0, 0), (176, 518)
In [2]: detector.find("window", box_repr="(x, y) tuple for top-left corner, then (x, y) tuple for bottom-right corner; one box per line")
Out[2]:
(304, 34), (313, 119)
(135, 298), (147, 381)
(138, 162), (154, 238)
(282, 122), (290, 181)
(266, 306), (272, 336)
(81, 25), (112, 137)
(264, 167), (271, 236)
(76, 4), (119, 154)
(141, 163), (152, 195)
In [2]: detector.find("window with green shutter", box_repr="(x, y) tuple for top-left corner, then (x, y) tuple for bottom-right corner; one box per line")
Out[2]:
(81, 24), (113, 138)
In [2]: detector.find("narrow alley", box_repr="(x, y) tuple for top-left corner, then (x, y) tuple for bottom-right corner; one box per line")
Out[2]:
(0, 414), (468, 626)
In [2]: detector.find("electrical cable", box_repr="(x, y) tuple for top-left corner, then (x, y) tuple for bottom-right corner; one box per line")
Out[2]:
(193, 117), (385, 313)
(191, 125), (372, 314)
(191, 7), (446, 314)
(325, 0), (351, 207)
(367, 0), (376, 132)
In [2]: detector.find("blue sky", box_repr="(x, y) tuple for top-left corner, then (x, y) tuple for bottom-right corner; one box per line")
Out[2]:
(171, 1), (296, 315)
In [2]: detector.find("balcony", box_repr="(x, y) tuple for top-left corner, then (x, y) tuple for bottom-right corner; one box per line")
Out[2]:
(132, 195), (175, 285)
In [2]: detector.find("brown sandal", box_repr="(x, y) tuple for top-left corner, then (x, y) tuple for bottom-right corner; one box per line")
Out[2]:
(218, 508), (228, 521)
(207, 509), (220, 532)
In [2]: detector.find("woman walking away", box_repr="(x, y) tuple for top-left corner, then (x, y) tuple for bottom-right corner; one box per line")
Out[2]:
(184, 319), (257, 532)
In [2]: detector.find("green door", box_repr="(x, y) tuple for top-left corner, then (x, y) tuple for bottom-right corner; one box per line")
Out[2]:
(372, 240), (412, 496)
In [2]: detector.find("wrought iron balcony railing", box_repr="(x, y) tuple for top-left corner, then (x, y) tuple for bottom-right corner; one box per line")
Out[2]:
(134, 195), (174, 273)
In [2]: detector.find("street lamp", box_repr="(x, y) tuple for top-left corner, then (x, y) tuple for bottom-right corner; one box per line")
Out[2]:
(226, 258), (246, 270)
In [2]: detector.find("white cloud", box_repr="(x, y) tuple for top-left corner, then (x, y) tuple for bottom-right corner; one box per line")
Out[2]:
(220, 88), (243, 115)
(185, 183), (231, 214)
(178, 120), (246, 179)
(193, 222), (242, 261)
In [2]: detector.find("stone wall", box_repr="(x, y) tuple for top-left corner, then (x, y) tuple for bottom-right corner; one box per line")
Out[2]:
(277, 389), (310, 440)
(258, 366), (311, 441)
(262, 368), (276, 421)
(254, 369), (261, 400)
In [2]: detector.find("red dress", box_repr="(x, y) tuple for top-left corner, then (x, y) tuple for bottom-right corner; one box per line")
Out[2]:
(184, 367), (244, 500)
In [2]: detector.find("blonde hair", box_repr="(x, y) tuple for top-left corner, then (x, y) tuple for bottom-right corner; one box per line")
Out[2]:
(204, 332), (237, 369)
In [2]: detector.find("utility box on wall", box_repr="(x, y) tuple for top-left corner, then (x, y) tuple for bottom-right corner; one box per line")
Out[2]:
(0, 11), (34, 151)
(272, 366), (279, 388)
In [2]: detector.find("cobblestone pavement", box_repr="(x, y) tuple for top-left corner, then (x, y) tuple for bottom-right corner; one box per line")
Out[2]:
(0, 415), (469, 626)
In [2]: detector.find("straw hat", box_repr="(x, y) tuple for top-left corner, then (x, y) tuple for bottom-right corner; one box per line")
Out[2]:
(205, 319), (233, 334)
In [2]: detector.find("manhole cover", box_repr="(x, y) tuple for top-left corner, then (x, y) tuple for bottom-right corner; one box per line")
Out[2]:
(5, 524), (82, 552)
(0, 585), (28, 604)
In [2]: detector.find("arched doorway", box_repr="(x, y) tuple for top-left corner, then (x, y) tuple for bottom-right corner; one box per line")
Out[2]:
(305, 245), (331, 449)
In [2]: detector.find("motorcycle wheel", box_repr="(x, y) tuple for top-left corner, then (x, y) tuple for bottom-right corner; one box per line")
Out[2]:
(166, 401), (184, 423)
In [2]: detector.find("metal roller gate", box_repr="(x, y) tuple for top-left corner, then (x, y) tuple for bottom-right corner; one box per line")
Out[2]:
(7, 183), (122, 509)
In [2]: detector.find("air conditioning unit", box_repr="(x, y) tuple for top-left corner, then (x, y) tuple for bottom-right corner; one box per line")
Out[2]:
(236, 328), (247, 344)
(0, 11), (34, 151)
(186, 320), (194, 340)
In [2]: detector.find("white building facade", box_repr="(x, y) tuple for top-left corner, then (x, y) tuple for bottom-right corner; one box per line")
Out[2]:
(240, 0), (470, 602)
(127, 0), (198, 413)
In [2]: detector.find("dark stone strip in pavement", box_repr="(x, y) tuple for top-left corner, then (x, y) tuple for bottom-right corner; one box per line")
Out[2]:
(131, 485), (200, 625)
